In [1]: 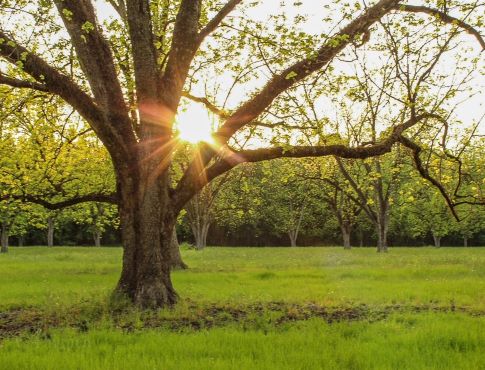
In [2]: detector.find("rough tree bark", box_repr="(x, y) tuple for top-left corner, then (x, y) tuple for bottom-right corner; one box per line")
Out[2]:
(1, 222), (9, 253)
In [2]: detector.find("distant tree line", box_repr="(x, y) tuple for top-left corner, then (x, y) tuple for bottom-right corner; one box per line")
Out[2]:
(3, 149), (484, 249)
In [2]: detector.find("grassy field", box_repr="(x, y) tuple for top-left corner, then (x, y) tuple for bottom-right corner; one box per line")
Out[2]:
(1, 246), (485, 369)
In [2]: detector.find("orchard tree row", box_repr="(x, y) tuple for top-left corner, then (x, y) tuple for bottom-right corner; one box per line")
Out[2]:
(1, 92), (483, 251)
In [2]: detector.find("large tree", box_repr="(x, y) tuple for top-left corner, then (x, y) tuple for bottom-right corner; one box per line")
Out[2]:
(0, 0), (483, 307)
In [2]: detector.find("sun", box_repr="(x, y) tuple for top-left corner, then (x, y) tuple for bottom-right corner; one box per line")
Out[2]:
(176, 103), (215, 144)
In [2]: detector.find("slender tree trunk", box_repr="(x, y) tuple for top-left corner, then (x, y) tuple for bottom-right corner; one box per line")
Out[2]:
(202, 223), (210, 249)
(377, 223), (388, 253)
(170, 228), (188, 270)
(376, 211), (389, 253)
(195, 221), (211, 250)
(1, 223), (9, 253)
(115, 166), (178, 308)
(433, 234), (441, 248)
(464, 237), (468, 248)
(340, 221), (352, 250)
(93, 230), (102, 247)
(359, 229), (364, 247)
(288, 231), (297, 247)
(47, 217), (54, 247)
(18, 235), (25, 247)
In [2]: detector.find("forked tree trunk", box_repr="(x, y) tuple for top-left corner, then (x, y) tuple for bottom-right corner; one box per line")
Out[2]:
(433, 234), (441, 248)
(192, 221), (210, 250)
(1, 223), (9, 253)
(288, 201), (305, 247)
(47, 217), (54, 247)
(170, 229), (188, 270)
(288, 231), (298, 247)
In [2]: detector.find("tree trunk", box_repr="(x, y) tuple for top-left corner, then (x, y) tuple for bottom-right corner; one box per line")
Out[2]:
(191, 220), (210, 250)
(288, 232), (297, 247)
(464, 237), (468, 248)
(93, 230), (102, 247)
(376, 210), (389, 253)
(115, 168), (178, 309)
(433, 234), (441, 248)
(359, 229), (364, 247)
(47, 217), (54, 247)
(1, 223), (9, 253)
(202, 223), (210, 249)
(170, 229), (188, 270)
(341, 222), (352, 250)
(377, 222), (388, 253)
(18, 235), (24, 247)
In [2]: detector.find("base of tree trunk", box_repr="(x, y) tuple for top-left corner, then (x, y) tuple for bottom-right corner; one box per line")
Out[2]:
(171, 261), (189, 270)
(116, 282), (178, 309)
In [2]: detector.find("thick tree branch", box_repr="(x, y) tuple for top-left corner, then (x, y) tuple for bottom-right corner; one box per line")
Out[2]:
(398, 135), (460, 221)
(107, 0), (127, 20)
(126, 0), (159, 102)
(198, 0), (244, 41)
(0, 73), (48, 92)
(53, 0), (128, 112)
(215, 0), (400, 142)
(175, 0), (401, 204)
(0, 30), (134, 160)
(395, 4), (485, 50)
(160, 0), (202, 113)
(2, 193), (119, 210)
(172, 112), (435, 211)
(182, 91), (229, 118)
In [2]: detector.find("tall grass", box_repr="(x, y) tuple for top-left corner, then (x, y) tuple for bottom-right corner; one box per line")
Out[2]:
(1, 314), (484, 369)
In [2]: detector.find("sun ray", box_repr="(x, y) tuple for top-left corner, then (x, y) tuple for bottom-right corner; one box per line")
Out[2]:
(176, 103), (215, 144)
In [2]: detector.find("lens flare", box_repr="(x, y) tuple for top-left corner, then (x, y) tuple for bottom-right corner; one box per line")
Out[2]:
(176, 104), (214, 144)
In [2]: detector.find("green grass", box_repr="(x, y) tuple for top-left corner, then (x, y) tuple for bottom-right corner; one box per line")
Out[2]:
(1, 246), (485, 369)
(2, 246), (485, 309)
(1, 314), (485, 370)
